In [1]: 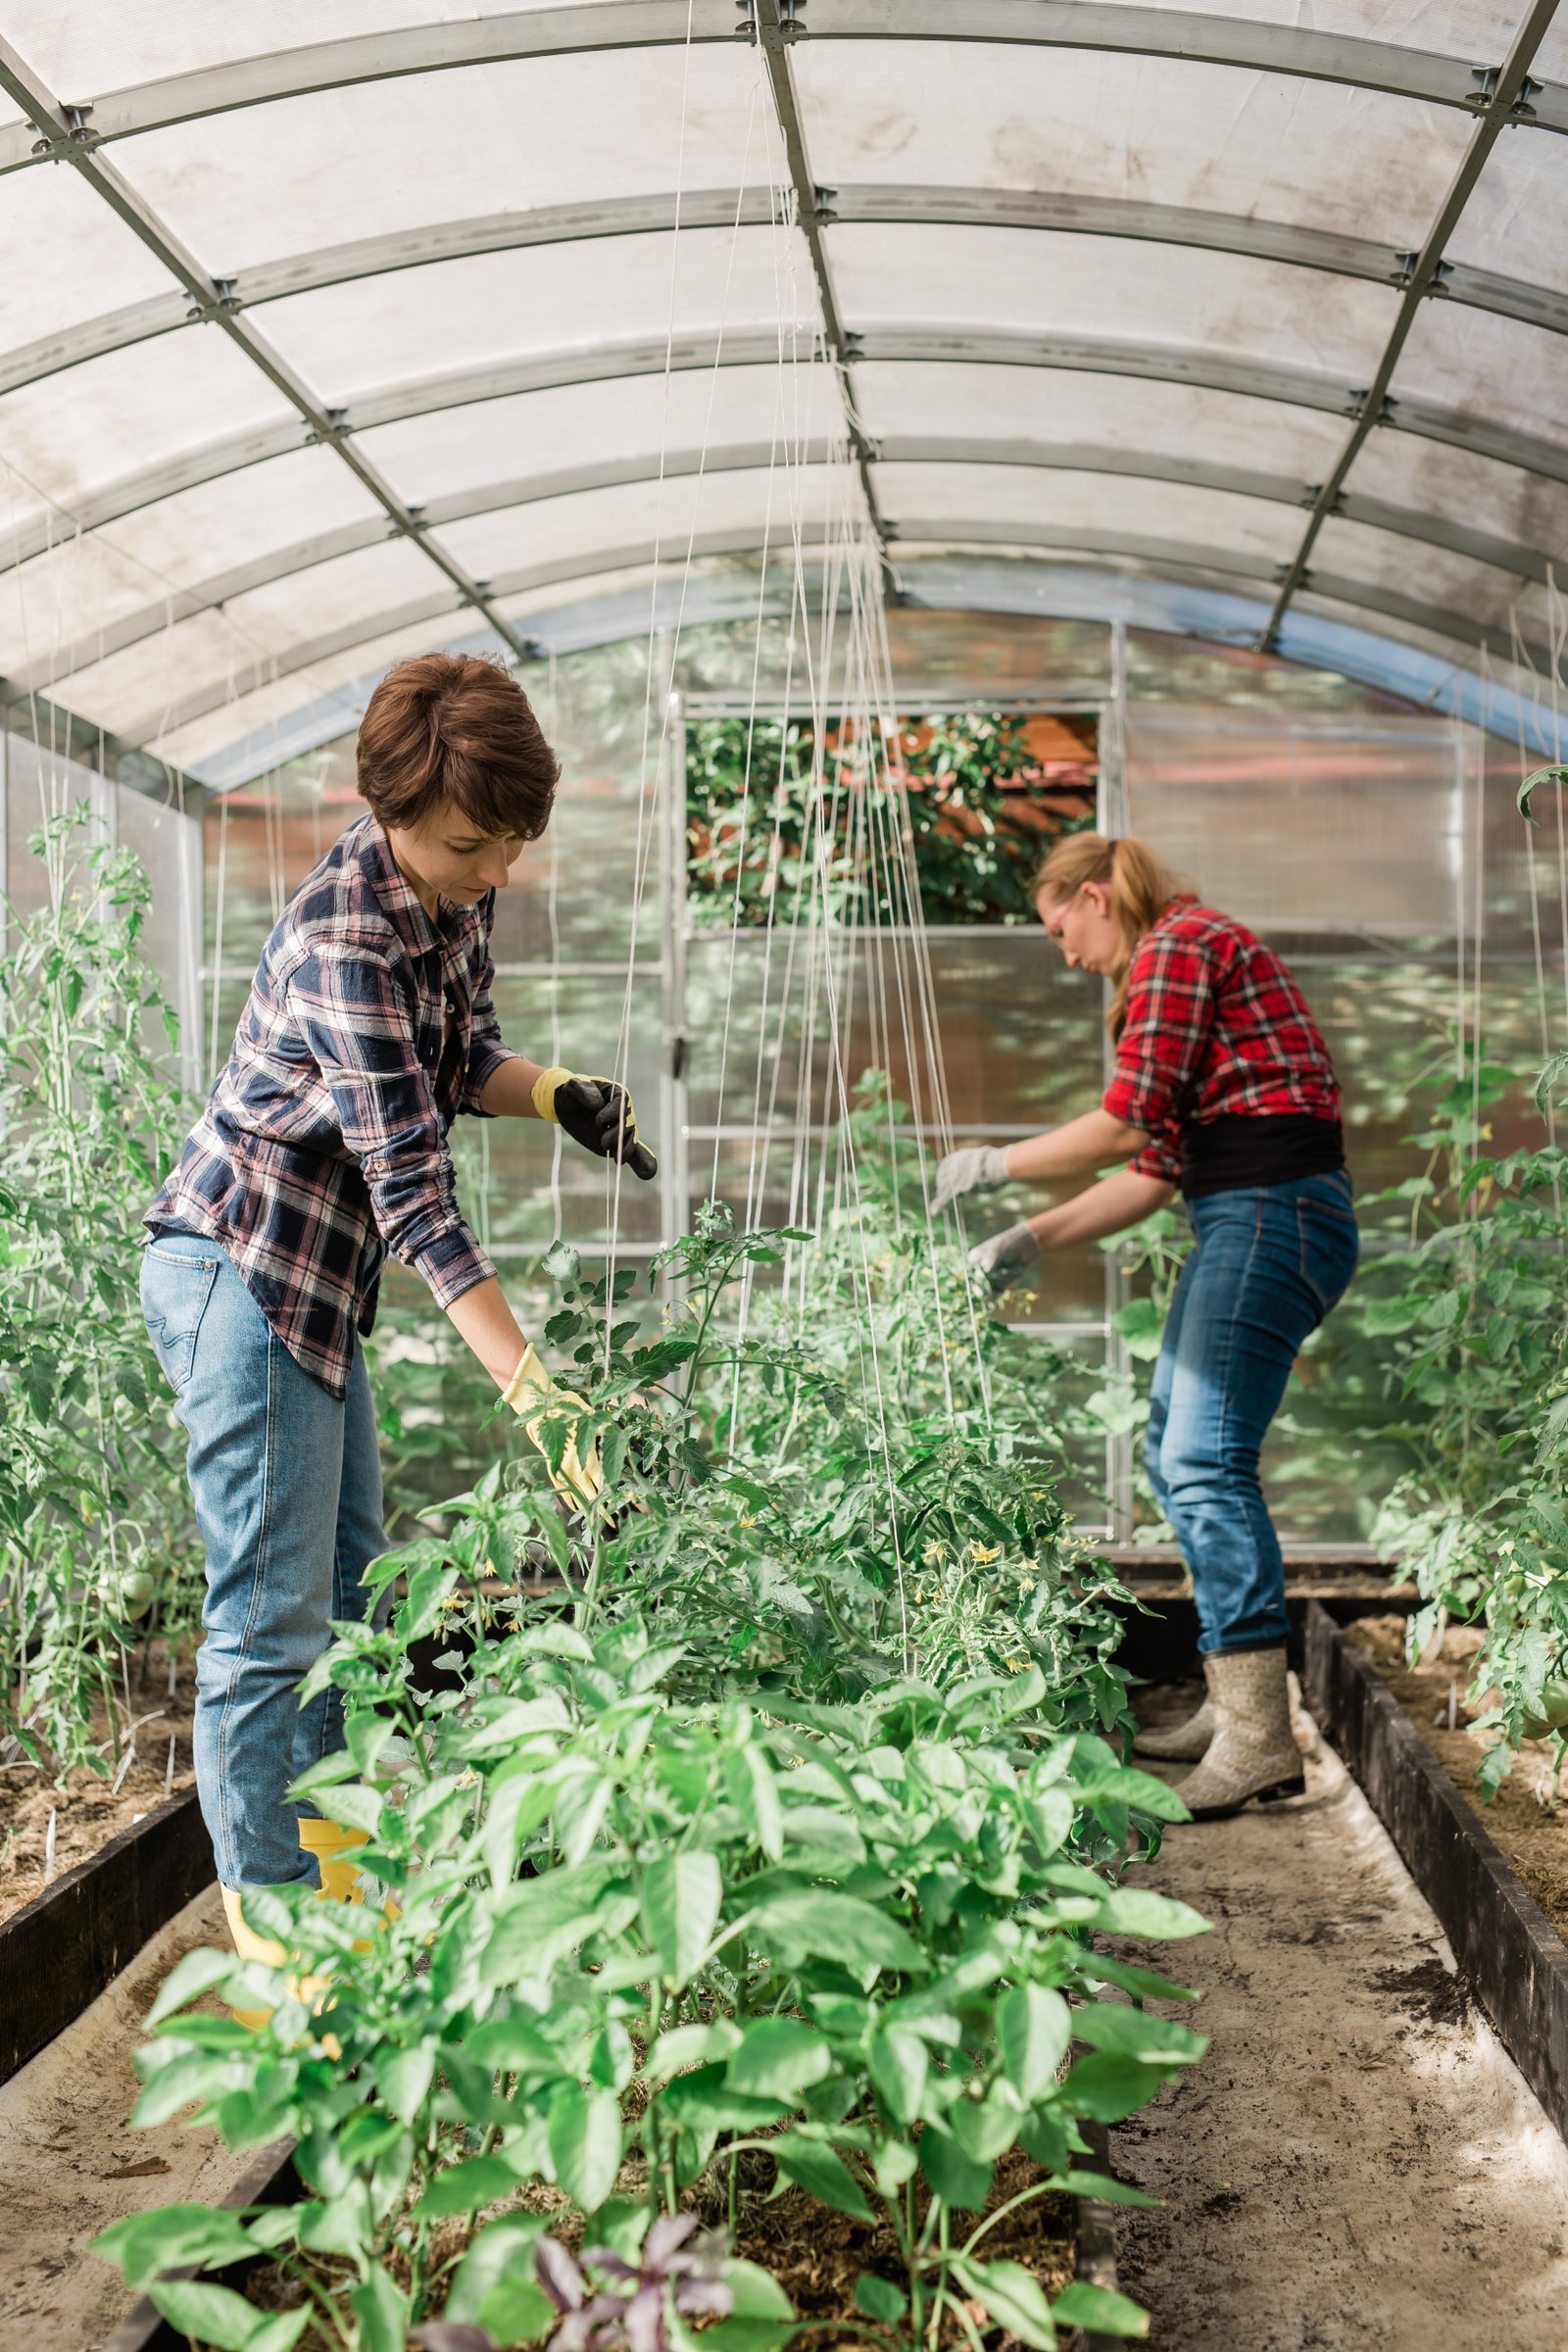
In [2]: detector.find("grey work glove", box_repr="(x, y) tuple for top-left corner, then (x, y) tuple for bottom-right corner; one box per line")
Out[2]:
(969, 1221), (1042, 1293)
(932, 1144), (1012, 1214)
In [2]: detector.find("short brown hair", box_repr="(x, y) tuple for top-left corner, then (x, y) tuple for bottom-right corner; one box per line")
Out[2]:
(356, 652), (560, 838)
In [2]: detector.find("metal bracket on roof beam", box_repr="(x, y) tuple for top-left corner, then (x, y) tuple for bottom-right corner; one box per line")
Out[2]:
(812, 184), (839, 223)
(184, 276), (241, 323)
(1470, 62), (1544, 115)
(1299, 485), (1347, 515)
(1390, 252), (1453, 294)
(735, 0), (808, 40)
(1342, 386), (1398, 425)
(28, 100), (99, 160)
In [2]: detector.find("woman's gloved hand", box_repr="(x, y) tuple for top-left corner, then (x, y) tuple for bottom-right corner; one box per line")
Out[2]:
(932, 1143), (1012, 1213)
(503, 1344), (603, 1507)
(968, 1221), (1042, 1292)
(532, 1067), (658, 1181)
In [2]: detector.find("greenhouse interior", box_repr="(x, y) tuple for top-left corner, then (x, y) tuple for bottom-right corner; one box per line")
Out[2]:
(10, 1), (1568, 2346)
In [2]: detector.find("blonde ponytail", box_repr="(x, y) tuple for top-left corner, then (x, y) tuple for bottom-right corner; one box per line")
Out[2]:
(1031, 833), (1184, 1033)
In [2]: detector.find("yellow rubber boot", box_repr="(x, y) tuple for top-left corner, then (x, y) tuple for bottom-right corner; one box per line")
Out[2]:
(297, 1817), (368, 1903)
(220, 1884), (288, 2032)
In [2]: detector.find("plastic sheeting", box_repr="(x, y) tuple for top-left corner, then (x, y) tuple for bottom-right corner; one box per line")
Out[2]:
(1, 3), (1566, 776)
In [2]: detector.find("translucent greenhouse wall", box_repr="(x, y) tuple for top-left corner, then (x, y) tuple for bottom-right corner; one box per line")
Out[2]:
(12, 604), (1558, 1547)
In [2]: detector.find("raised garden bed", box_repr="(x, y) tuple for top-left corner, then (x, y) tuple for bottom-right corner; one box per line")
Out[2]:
(1299, 1597), (1568, 2147)
(0, 1786), (213, 2088)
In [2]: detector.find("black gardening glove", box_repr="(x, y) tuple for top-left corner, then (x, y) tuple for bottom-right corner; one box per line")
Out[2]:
(532, 1067), (658, 1181)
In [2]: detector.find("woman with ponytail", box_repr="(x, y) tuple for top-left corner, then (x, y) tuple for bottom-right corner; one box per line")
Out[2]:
(935, 833), (1357, 1819)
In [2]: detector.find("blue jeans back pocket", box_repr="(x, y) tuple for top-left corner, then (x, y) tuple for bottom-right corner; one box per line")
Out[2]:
(141, 1240), (220, 1393)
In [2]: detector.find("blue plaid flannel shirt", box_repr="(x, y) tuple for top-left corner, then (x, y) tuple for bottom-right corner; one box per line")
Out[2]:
(146, 811), (518, 1396)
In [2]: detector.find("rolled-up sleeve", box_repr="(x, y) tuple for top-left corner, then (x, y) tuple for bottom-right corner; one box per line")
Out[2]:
(286, 948), (497, 1307)
(460, 943), (521, 1116)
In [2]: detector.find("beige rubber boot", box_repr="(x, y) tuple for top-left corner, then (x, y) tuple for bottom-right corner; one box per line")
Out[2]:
(1133, 1690), (1216, 1761)
(1173, 1645), (1304, 1819)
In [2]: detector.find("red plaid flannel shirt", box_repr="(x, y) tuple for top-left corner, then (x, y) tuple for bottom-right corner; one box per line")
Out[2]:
(146, 812), (519, 1397)
(1103, 900), (1340, 1184)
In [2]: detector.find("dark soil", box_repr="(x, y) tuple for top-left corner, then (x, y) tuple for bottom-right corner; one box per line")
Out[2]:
(1345, 1614), (1568, 1943)
(238, 2146), (1076, 2349)
(0, 1639), (197, 1922)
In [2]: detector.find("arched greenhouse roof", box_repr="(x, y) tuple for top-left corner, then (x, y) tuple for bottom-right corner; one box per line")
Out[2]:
(3, 0), (1568, 789)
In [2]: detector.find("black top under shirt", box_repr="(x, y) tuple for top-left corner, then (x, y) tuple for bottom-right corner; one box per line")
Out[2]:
(1179, 1111), (1347, 1200)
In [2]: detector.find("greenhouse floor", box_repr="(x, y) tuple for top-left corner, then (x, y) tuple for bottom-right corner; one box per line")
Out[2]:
(1112, 1690), (1568, 2349)
(0, 1883), (271, 2346)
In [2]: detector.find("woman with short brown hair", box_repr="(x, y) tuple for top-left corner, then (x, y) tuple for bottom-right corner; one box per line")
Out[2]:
(141, 653), (653, 1950)
(935, 833), (1358, 1818)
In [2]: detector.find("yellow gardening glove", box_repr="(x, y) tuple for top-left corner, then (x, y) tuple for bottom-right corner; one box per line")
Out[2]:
(531, 1066), (658, 1180)
(503, 1342), (603, 1507)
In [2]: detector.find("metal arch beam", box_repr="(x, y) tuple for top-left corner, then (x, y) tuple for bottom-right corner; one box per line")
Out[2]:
(9, 322), (1568, 585)
(0, 33), (533, 664)
(12, 433), (1558, 710)
(117, 514), (1547, 755)
(752, 0), (895, 594)
(3, 0), (1566, 183)
(1262, 0), (1566, 650)
(884, 515), (1550, 669)
(9, 183), (1568, 412)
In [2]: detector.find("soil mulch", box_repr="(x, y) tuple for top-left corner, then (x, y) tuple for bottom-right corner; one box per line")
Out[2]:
(237, 2145), (1075, 2349)
(1341, 1615), (1568, 1944)
(0, 1639), (198, 1923)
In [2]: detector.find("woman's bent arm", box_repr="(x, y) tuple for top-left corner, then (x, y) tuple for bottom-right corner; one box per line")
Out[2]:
(1004, 1107), (1149, 1182)
(1030, 1169), (1176, 1249)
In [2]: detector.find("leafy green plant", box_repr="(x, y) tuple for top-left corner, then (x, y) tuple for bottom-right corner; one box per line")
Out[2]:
(94, 1193), (1201, 2348)
(0, 812), (200, 1776)
(685, 715), (1093, 931)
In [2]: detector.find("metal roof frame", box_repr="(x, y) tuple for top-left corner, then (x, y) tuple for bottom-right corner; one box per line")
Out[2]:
(3, 0), (1565, 185)
(1262, 0), (1564, 648)
(0, 31), (532, 663)
(10, 323), (1568, 587)
(7, 182), (1568, 413)
(9, 433), (1556, 716)
(111, 513), (1550, 753)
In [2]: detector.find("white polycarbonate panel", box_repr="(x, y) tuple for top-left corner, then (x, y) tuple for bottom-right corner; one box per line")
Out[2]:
(1313, 514), (1541, 634)
(1340, 432), (1568, 562)
(852, 363), (1349, 482)
(52, 535), (445, 732)
(438, 464), (847, 577)
(0, 451), (386, 676)
(826, 226), (1399, 382)
(873, 464), (1300, 572)
(257, 227), (818, 401)
(0, 167), (173, 358)
(355, 365), (848, 505)
(115, 46), (773, 272)
(0, 328), (290, 521)
(795, 43), (1469, 247)
(1444, 139), (1568, 300)
(1101, 0), (1568, 78)
(1393, 304), (1567, 448)
(0, 0), (607, 97)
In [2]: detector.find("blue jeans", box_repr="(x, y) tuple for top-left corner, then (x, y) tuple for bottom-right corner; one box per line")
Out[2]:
(140, 1232), (389, 1887)
(1144, 1170), (1359, 1655)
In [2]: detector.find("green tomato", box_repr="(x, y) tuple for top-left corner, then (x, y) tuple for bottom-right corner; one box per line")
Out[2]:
(104, 1567), (156, 1619)
(1521, 1678), (1568, 1740)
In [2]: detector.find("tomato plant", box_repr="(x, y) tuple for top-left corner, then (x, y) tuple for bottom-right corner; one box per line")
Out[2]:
(0, 812), (200, 1778)
(95, 1194), (1200, 2348)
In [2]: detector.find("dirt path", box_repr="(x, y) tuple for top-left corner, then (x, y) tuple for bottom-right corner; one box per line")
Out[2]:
(1113, 1690), (1568, 2350)
(0, 1883), (280, 2346)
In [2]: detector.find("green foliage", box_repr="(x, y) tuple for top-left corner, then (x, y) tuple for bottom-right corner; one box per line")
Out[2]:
(685, 713), (1093, 930)
(93, 1176), (1203, 2348)
(0, 813), (200, 1774)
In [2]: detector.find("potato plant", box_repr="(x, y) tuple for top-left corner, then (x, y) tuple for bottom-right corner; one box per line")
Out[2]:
(95, 1205), (1205, 2350)
(0, 812), (199, 1775)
